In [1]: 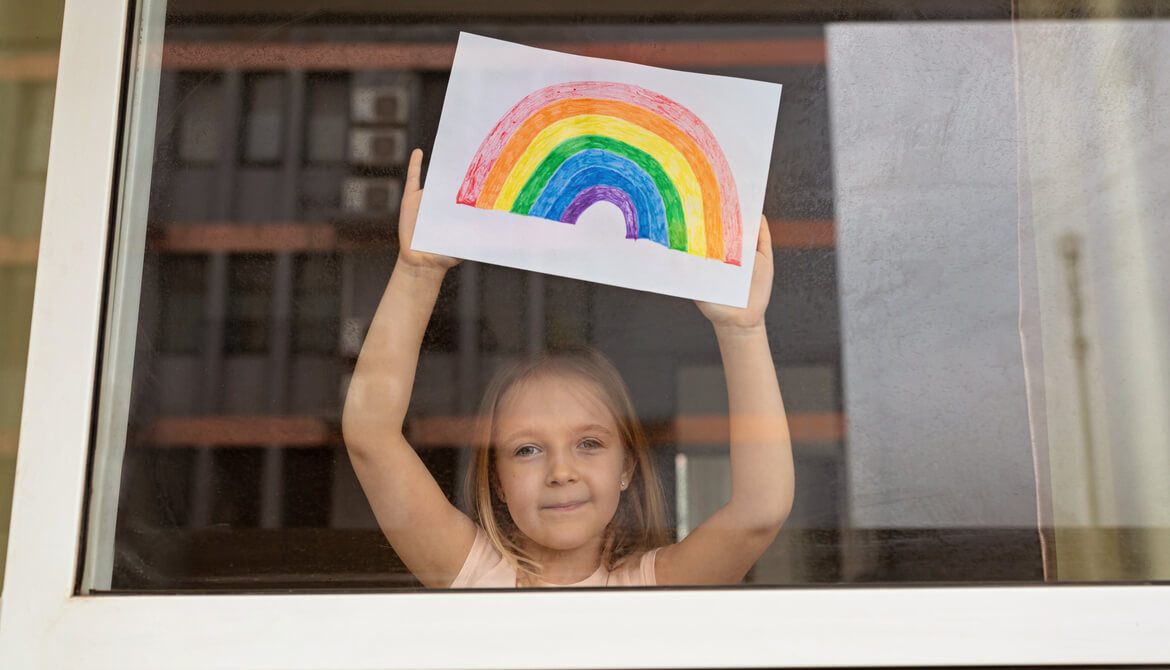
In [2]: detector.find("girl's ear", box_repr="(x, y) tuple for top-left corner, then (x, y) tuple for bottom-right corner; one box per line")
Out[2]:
(621, 450), (637, 487)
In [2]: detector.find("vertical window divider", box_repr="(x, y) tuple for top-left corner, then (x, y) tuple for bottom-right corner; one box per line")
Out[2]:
(189, 69), (243, 528)
(258, 69), (306, 529)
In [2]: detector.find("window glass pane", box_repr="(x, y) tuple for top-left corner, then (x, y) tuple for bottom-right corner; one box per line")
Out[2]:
(176, 73), (223, 164)
(225, 254), (273, 354)
(292, 254), (341, 355)
(86, 0), (1170, 593)
(306, 74), (349, 165)
(157, 254), (205, 354)
(243, 73), (285, 164)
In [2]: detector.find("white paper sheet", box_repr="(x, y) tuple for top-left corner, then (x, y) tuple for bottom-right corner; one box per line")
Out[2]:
(413, 32), (781, 307)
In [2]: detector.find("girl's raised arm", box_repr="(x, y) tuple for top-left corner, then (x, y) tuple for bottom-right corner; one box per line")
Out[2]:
(341, 149), (478, 587)
(655, 215), (795, 585)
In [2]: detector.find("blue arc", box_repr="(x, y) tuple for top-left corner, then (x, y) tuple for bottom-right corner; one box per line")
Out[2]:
(527, 149), (668, 247)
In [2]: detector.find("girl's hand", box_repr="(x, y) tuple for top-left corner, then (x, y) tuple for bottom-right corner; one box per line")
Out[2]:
(396, 148), (461, 272)
(696, 214), (773, 331)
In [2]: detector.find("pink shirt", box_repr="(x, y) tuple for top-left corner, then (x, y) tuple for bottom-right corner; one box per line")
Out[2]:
(450, 528), (660, 588)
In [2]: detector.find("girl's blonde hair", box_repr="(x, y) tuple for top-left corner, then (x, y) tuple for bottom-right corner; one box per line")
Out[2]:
(465, 347), (670, 580)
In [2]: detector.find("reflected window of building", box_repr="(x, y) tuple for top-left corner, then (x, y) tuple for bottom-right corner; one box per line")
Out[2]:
(73, 1), (1170, 593)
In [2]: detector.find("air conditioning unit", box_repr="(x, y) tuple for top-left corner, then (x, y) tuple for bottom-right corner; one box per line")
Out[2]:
(341, 176), (403, 216)
(351, 84), (410, 124)
(348, 127), (408, 167)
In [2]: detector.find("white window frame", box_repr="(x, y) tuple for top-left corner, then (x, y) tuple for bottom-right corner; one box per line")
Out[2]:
(1, 0), (1168, 667)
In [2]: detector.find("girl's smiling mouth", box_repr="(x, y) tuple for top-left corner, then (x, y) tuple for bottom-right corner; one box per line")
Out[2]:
(543, 501), (587, 512)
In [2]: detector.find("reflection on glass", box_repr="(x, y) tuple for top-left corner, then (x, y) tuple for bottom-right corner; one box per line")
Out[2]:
(176, 73), (222, 164)
(306, 74), (349, 165)
(157, 255), (205, 354)
(225, 255), (272, 354)
(243, 73), (285, 164)
(86, 2), (1169, 592)
(293, 254), (340, 354)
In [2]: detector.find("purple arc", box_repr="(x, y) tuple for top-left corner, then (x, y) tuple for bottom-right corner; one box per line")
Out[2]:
(558, 185), (639, 240)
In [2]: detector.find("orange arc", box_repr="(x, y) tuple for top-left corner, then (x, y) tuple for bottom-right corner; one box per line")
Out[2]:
(478, 98), (725, 261)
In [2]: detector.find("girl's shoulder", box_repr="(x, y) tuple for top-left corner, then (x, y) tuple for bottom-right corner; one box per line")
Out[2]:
(451, 528), (663, 588)
(605, 547), (661, 587)
(449, 526), (515, 588)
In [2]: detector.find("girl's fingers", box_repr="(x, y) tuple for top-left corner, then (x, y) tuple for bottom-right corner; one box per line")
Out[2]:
(406, 148), (423, 192)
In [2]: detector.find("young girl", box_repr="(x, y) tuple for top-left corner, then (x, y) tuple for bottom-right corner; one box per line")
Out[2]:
(342, 149), (794, 587)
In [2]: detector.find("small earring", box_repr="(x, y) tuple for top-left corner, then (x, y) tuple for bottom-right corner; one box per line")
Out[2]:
(620, 479), (627, 490)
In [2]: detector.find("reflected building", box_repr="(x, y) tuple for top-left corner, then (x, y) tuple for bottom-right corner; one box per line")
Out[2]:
(95, 5), (1048, 589)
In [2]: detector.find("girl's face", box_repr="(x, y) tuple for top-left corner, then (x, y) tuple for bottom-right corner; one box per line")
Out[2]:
(492, 373), (634, 559)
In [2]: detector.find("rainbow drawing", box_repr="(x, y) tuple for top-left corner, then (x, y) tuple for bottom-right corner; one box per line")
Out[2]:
(456, 81), (742, 265)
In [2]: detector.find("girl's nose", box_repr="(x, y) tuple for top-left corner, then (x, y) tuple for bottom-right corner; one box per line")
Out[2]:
(546, 452), (579, 485)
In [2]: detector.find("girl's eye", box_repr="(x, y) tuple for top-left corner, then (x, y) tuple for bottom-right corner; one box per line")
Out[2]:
(578, 438), (603, 450)
(514, 444), (540, 457)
